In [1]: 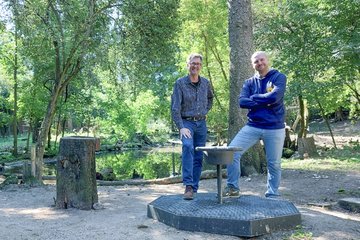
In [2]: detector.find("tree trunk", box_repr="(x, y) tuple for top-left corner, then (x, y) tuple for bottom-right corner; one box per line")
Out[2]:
(228, 0), (266, 176)
(298, 136), (319, 159)
(33, 0), (94, 181)
(32, 120), (40, 143)
(34, 89), (59, 182)
(47, 122), (52, 149)
(345, 81), (360, 108)
(298, 95), (308, 138)
(31, 144), (42, 182)
(12, 11), (19, 157)
(26, 123), (31, 153)
(54, 113), (61, 149)
(56, 137), (98, 210)
(316, 98), (337, 149)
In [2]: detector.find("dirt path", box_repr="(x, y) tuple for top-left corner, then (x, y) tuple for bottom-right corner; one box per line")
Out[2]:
(1, 120), (359, 239)
(0, 168), (359, 240)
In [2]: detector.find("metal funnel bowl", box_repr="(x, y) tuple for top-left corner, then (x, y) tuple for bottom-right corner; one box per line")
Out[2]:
(196, 146), (242, 165)
(196, 146), (242, 204)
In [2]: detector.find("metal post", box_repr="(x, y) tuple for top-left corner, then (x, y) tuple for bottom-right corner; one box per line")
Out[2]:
(217, 164), (222, 204)
(171, 142), (176, 176)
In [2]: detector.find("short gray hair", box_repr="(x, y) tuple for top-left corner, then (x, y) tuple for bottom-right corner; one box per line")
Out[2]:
(251, 51), (268, 61)
(187, 53), (203, 63)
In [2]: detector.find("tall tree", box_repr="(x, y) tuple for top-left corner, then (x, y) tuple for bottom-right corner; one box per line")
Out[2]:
(13, 0), (118, 181)
(11, 0), (19, 156)
(0, 0), (22, 155)
(228, 0), (266, 175)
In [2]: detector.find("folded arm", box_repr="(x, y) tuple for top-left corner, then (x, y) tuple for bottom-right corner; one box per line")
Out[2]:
(250, 74), (287, 105)
(239, 74), (286, 109)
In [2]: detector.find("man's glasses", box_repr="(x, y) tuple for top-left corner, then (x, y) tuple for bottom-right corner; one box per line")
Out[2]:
(190, 62), (201, 66)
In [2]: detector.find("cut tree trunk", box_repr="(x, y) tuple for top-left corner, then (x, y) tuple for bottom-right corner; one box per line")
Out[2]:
(31, 144), (42, 183)
(56, 136), (98, 210)
(298, 136), (319, 159)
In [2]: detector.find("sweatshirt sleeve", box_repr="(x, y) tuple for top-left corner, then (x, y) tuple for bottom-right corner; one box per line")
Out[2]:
(250, 73), (287, 105)
(239, 79), (262, 109)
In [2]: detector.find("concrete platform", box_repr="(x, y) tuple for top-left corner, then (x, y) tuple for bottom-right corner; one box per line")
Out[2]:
(147, 193), (301, 237)
(338, 198), (360, 212)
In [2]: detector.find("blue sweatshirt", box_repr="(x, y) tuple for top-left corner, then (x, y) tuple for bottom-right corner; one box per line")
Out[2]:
(239, 69), (287, 129)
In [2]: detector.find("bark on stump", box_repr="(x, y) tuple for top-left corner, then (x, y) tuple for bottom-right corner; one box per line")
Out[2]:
(31, 144), (42, 182)
(298, 136), (319, 159)
(56, 137), (98, 210)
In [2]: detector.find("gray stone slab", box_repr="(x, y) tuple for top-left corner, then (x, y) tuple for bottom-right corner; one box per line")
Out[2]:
(338, 198), (360, 212)
(147, 193), (301, 237)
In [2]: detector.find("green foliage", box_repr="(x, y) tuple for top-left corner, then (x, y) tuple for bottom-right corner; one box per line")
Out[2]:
(0, 133), (28, 157)
(178, 0), (230, 138)
(98, 97), (135, 140)
(118, 0), (180, 96)
(0, 152), (13, 164)
(286, 225), (313, 240)
(323, 140), (360, 161)
(337, 188), (346, 194)
(0, 174), (18, 188)
(0, 0), (359, 170)
(0, 34), (15, 131)
(283, 148), (295, 158)
(126, 90), (161, 134)
(253, 0), (360, 121)
(96, 88), (167, 141)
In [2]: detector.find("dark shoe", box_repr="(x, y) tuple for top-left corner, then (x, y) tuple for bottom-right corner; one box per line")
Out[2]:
(222, 186), (240, 198)
(265, 194), (282, 200)
(183, 185), (194, 200)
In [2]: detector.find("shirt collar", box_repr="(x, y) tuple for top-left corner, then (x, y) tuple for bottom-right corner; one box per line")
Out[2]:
(187, 75), (201, 84)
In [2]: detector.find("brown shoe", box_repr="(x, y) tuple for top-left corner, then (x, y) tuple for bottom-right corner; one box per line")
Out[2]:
(183, 185), (194, 200)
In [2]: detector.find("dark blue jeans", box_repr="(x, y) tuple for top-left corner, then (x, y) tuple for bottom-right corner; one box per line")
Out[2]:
(181, 119), (207, 192)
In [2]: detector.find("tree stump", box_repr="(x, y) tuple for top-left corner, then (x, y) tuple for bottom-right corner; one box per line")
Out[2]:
(23, 161), (32, 182)
(31, 144), (43, 182)
(56, 137), (98, 210)
(298, 136), (319, 159)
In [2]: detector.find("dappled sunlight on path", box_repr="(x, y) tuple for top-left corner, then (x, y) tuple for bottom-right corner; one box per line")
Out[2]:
(0, 207), (68, 220)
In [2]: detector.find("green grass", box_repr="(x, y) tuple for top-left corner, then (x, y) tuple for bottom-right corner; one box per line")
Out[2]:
(0, 134), (28, 151)
(285, 225), (313, 240)
(0, 134), (29, 163)
(0, 134), (60, 163)
(282, 157), (360, 172)
(283, 142), (360, 172)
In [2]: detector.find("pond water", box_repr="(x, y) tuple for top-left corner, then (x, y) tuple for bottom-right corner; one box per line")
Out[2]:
(96, 147), (215, 180)
(5, 146), (216, 180)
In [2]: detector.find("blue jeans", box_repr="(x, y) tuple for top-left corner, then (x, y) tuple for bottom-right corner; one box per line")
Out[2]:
(227, 125), (285, 197)
(181, 119), (207, 192)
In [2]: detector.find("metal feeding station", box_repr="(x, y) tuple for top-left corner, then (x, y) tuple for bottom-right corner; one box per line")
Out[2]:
(195, 146), (241, 204)
(147, 145), (302, 237)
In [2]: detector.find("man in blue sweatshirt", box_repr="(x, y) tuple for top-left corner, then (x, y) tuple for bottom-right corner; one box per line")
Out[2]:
(224, 51), (286, 198)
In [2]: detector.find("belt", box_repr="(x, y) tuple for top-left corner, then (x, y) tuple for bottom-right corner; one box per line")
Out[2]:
(182, 116), (206, 121)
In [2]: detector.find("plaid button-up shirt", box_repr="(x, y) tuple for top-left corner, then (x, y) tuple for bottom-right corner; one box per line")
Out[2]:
(171, 75), (214, 129)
